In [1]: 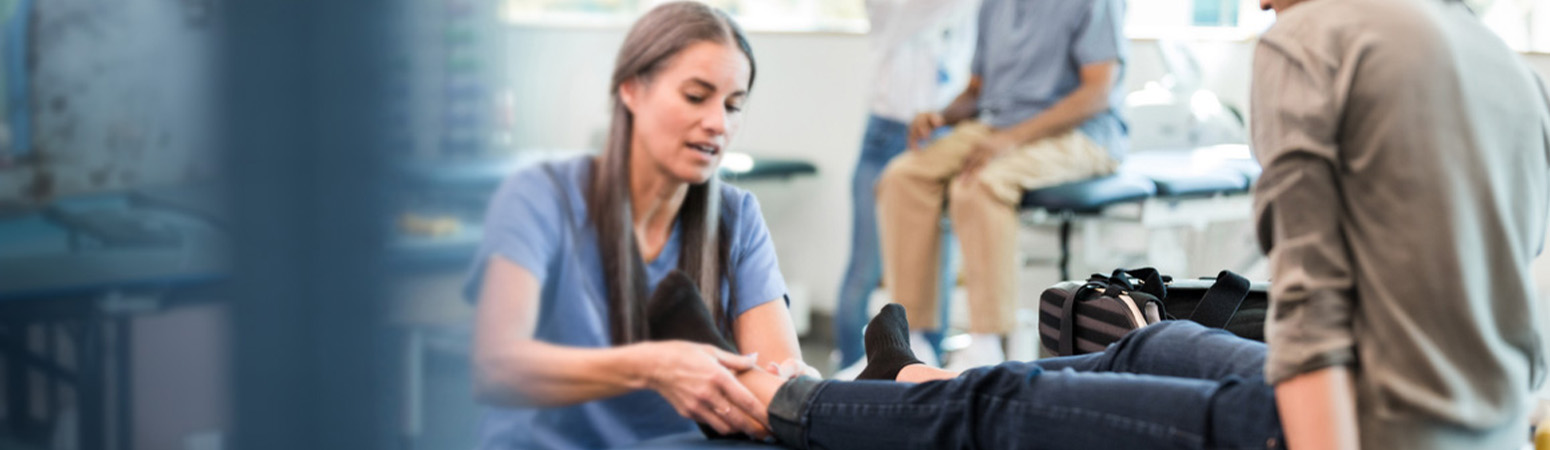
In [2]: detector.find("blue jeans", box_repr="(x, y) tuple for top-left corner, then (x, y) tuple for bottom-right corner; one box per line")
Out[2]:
(771, 321), (1283, 450)
(835, 115), (957, 367)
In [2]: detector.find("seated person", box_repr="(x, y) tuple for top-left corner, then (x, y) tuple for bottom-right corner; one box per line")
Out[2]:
(648, 0), (1550, 448)
(875, 0), (1130, 370)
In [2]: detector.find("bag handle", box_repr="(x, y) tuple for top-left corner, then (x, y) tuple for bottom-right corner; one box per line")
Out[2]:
(1101, 268), (1168, 300)
(1188, 270), (1251, 328)
(1124, 268), (1169, 300)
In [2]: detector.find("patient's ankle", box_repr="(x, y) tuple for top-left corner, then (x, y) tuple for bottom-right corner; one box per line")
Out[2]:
(897, 363), (957, 383)
(735, 369), (782, 427)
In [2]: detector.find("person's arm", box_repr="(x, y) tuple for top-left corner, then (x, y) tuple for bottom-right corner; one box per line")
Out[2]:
(961, 0), (1124, 175)
(908, 75), (982, 149)
(734, 299), (813, 377)
(1276, 366), (1360, 450)
(724, 191), (811, 377)
(1000, 62), (1115, 145)
(1251, 30), (1360, 450)
(906, 0), (990, 150)
(472, 256), (767, 436)
(940, 75), (983, 126)
(960, 66), (1117, 176)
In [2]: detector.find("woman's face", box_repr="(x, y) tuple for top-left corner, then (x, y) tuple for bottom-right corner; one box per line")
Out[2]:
(621, 41), (751, 185)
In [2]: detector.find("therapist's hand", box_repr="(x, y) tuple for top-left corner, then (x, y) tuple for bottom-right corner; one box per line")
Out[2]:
(767, 358), (820, 381)
(640, 341), (771, 438)
(908, 112), (946, 150)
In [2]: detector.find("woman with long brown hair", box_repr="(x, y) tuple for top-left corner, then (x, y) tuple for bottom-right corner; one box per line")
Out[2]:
(464, 2), (807, 448)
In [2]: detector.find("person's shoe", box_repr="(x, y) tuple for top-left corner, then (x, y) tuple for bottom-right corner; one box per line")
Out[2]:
(942, 333), (1006, 373)
(830, 357), (867, 381)
(909, 330), (941, 368)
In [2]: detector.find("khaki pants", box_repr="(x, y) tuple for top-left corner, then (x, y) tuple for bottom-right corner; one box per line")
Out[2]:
(876, 121), (1118, 333)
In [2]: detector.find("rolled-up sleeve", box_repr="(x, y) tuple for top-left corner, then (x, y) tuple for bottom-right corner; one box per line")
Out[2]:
(1250, 33), (1358, 385)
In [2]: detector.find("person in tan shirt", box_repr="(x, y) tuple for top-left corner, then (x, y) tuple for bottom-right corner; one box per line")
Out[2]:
(1252, 0), (1550, 448)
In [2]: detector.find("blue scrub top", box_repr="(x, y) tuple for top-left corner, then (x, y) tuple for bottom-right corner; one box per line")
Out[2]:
(464, 155), (789, 449)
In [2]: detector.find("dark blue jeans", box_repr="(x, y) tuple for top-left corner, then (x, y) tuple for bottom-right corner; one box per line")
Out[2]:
(835, 115), (956, 367)
(770, 321), (1283, 450)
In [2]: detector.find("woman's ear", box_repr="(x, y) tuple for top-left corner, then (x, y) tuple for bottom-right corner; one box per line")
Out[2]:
(619, 77), (642, 113)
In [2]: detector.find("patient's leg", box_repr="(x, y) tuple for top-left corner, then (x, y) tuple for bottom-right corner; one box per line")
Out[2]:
(1030, 320), (1266, 380)
(864, 305), (1266, 383)
(734, 305), (958, 422)
(762, 321), (1280, 449)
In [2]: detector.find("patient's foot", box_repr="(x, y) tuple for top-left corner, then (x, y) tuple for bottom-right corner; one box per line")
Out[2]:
(645, 270), (750, 440)
(857, 304), (925, 381)
(646, 270), (736, 353)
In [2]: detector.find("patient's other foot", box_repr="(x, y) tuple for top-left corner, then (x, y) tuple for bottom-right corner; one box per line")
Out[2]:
(857, 304), (925, 381)
(645, 270), (749, 440)
(646, 270), (735, 352)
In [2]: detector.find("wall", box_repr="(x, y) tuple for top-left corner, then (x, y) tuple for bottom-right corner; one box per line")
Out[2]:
(508, 25), (1550, 318)
(508, 27), (872, 318)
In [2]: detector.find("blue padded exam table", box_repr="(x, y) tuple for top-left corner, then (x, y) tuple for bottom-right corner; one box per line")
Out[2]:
(1020, 146), (1261, 280)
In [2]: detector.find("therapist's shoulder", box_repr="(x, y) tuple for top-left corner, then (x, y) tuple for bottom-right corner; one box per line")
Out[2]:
(498, 155), (589, 195)
(716, 182), (770, 234)
(490, 155), (591, 217)
(717, 181), (760, 218)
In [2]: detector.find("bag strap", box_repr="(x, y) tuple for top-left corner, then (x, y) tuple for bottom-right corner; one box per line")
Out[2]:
(1188, 270), (1251, 328)
(1059, 282), (1102, 356)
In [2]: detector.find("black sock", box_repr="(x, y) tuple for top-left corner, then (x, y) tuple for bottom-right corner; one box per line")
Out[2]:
(856, 303), (924, 381)
(646, 270), (736, 353)
(645, 270), (748, 440)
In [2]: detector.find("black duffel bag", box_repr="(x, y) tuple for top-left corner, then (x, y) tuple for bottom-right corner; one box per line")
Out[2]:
(1038, 268), (1268, 357)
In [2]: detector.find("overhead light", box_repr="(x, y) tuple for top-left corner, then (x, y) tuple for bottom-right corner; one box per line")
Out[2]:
(721, 152), (754, 174)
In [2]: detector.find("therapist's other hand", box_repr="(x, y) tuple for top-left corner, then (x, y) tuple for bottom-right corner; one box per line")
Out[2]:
(767, 358), (819, 381)
(908, 112), (946, 150)
(962, 132), (1018, 178)
(642, 341), (770, 438)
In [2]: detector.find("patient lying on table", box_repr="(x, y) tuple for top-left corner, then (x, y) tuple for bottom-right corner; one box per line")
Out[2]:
(645, 270), (1280, 449)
